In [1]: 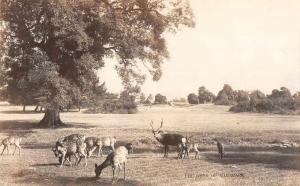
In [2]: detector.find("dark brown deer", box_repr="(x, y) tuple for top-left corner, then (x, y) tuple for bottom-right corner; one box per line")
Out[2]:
(150, 120), (187, 158)
(216, 139), (224, 159)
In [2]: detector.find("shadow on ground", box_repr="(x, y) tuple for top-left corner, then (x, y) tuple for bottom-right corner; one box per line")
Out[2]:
(0, 110), (42, 114)
(14, 171), (141, 186)
(203, 151), (300, 171)
(0, 120), (96, 132)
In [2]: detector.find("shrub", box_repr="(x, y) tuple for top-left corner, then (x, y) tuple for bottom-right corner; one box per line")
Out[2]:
(230, 87), (298, 115)
(187, 93), (199, 104)
(198, 86), (215, 103)
(154, 94), (167, 104)
(229, 100), (251, 112)
(85, 91), (137, 114)
(214, 84), (237, 105)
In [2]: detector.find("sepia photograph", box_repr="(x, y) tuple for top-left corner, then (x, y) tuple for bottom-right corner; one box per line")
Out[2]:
(0, 0), (300, 185)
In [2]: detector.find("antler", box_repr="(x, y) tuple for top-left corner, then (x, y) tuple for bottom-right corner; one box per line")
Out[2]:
(149, 120), (155, 131)
(157, 119), (163, 131)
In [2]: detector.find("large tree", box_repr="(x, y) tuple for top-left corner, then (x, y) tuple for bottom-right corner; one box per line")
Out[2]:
(0, 0), (194, 127)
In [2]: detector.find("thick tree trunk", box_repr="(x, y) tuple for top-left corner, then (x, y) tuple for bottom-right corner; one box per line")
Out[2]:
(39, 108), (65, 128)
(23, 105), (26, 112)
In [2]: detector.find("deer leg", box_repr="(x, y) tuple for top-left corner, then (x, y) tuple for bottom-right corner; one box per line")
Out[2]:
(123, 162), (126, 180)
(76, 154), (82, 166)
(65, 155), (72, 166)
(1, 145), (7, 155)
(165, 145), (169, 157)
(164, 145), (167, 157)
(88, 146), (97, 157)
(83, 153), (87, 167)
(6, 145), (9, 155)
(60, 154), (66, 168)
(177, 145), (181, 159)
(18, 146), (21, 156)
(112, 166), (116, 183)
(74, 153), (80, 165)
(186, 148), (190, 159)
(115, 164), (121, 183)
(97, 146), (103, 157)
(12, 145), (17, 155)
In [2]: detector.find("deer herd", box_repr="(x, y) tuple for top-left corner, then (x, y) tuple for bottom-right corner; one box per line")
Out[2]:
(0, 119), (224, 184)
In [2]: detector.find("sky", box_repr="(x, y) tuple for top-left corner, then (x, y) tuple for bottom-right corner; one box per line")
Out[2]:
(99, 0), (300, 99)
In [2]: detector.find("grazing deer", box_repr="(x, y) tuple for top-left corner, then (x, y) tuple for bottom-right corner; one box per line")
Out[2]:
(150, 120), (187, 158)
(53, 139), (87, 168)
(95, 143), (133, 183)
(215, 139), (224, 159)
(53, 134), (87, 167)
(1, 136), (22, 156)
(85, 136), (116, 157)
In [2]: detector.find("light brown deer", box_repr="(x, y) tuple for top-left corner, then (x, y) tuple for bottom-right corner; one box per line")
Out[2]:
(95, 143), (133, 183)
(1, 136), (22, 156)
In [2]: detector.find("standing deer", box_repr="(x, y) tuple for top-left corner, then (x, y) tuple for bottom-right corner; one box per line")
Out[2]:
(150, 120), (187, 158)
(215, 139), (224, 159)
(85, 136), (116, 157)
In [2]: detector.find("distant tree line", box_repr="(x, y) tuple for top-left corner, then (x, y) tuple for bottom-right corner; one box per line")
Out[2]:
(187, 86), (216, 104)
(187, 84), (300, 115)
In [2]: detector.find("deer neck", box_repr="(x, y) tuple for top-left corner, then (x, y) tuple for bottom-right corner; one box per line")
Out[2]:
(154, 133), (163, 142)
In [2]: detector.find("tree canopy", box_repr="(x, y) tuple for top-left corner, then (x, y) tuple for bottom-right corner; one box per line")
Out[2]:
(0, 0), (194, 126)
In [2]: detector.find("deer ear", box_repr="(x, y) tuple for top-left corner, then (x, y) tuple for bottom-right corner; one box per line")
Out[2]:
(95, 163), (98, 168)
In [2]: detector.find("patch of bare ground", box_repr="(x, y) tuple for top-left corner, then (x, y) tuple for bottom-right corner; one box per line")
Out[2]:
(0, 102), (300, 185)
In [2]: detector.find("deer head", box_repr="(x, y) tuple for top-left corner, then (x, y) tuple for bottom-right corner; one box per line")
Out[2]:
(150, 119), (164, 136)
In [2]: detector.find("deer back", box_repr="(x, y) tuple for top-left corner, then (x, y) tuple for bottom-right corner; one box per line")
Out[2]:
(159, 133), (186, 146)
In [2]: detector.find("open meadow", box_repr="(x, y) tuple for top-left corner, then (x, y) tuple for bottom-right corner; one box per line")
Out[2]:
(0, 102), (300, 186)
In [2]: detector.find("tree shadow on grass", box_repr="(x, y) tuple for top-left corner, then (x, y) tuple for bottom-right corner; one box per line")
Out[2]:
(0, 120), (96, 131)
(0, 120), (38, 136)
(203, 151), (300, 171)
(61, 122), (97, 129)
(0, 120), (38, 130)
(0, 110), (41, 114)
(15, 172), (142, 186)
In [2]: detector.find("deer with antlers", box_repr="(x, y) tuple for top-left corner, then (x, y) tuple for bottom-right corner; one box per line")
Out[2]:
(150, 119), (187, 158)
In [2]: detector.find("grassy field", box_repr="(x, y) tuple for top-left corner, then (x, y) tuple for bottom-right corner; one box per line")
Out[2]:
(0, 102), (300, 186)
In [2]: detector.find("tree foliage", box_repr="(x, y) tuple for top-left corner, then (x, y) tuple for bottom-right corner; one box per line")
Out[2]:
(198, 86), (215, 104)
(214, 84), (237, 105)
(187, 93), (198, 104)
(230, 87), (298, 114)
(0, 0), (194, 126)
(154, 93), (167, 104)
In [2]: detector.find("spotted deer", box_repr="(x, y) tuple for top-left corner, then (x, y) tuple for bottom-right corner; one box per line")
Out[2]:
(53, 134), (87, 167)
(85, 136), (116, 157)
(95, 143), (133, 183)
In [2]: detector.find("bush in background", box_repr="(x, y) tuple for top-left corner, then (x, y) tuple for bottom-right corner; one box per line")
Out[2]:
(214, 84), (237, 105)
(187, 93), (199, 104)
(154, 94), (167, 104)
(230, 87), (298, 114)
(198, 86), (215, 103)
